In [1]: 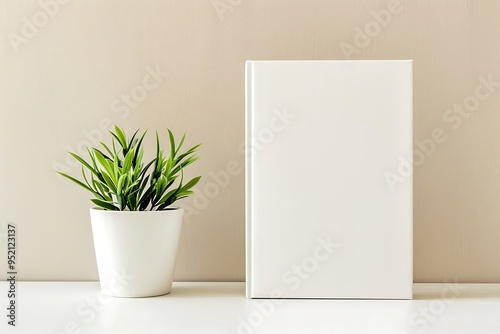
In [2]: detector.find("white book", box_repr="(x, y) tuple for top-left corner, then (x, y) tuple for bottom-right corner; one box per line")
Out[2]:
(245, 60), (413, 299)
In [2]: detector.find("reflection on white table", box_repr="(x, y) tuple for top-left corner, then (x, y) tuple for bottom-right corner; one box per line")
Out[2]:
(1, 282), (500, 334)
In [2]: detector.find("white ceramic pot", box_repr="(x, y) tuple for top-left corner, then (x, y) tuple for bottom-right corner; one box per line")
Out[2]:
(90, 208), (183, 297)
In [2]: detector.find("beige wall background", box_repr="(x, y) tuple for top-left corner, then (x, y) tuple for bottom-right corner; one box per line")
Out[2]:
(1, 0), (500, 282)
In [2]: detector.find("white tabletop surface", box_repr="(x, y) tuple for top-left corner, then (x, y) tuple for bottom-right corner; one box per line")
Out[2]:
(1, 282), (500, 333)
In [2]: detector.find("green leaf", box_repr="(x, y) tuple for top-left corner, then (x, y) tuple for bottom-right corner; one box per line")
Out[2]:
(93, 149), (116, 183)
(93, 148), (111, 160)
(117, 194), (124, 210)
(180, 176), (201, 193)
(153, 134), (163, 177)
(116, 174), (127, 196)
(176, 190), (193, 198)
(175, 133), (186, 155)
(157, 187), (178, 206)
(81, 166), (92, 188)
(156, 152), (164, 174)
(133, 160), (141, 179)
(133, 131), (147, 165)
(155, 175), (167, 198)
(128, 129), (140, 150)
(88, 152), (105, 184)
(100, 141), (114, 157)
(164, 157), (174, 180)
(113, 126), (128, 149)
(57, 172), (106, 201)
(173, 169), (184, 195)
(124, 179), (141, 193)
(92, 178), (112, 201)
(174, 144), (201, 166)
(113, 153), (119, 179)
(155, 131), (160, 159)
(100, 172), (117, 193)
(127, 193), (137, 210)
(91, 198), (119, 211)
(111, 136), (117, 155)
(167, 129), (175, 160)
(139, 191), (154, 210)
(171, 156), (198, 176)
(139, 158), (156, 179)
(57, 172), (94, 193)
(69, 152), (100, 177)
(139, 179), (158, 208)
(122, 148), (135, 173)
(157, 195), (177, 210)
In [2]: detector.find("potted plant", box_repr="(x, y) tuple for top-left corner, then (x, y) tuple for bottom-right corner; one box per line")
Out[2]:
(57, 126), (201, 297)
